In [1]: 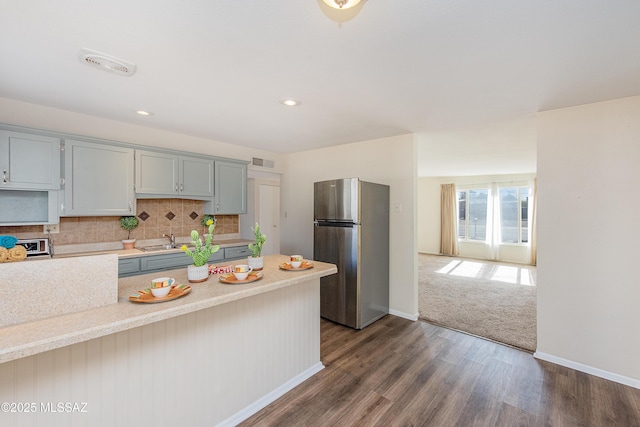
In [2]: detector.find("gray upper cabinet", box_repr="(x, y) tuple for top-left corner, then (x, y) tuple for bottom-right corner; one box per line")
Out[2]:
(134, 150), (177, 195)
(0, 125), (248, 217)
(136, 150), (214, 199)
(180, 156), (214, 198)
(0, 130), (61, 190)
(62, 139), (135, 216)
(213, 160), (247, 214)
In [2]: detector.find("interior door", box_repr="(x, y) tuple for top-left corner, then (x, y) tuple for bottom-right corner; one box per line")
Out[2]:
(258, 183), (280, 256)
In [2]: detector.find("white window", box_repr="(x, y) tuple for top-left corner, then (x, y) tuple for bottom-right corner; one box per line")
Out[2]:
(458, 185), (531, 246)
(457, 188), (488, 241)
(498, 187), (529, 244)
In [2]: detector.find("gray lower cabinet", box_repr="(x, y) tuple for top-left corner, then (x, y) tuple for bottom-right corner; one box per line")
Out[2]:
(62, 140), (135, 216)
(139, 250), (224, 272)
(223, 246), (252, 260)
(118, 257), (141, 276)
(118, 246), (253, 277)
(0, 130), (60, 190)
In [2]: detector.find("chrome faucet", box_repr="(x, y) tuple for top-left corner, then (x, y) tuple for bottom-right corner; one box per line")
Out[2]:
(163, 233), (175, 246)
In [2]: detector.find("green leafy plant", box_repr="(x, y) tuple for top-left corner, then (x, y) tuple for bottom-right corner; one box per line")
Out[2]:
(201, 214), (215, 227)
(181, 219), (219, 266)
(248, 223), (266, 258)
(120, 216), (139, 240)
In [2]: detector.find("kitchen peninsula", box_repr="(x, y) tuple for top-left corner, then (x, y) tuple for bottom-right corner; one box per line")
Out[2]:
(0, 254), (337, 426)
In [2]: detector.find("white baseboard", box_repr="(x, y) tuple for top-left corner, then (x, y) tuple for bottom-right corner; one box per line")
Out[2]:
(534, 351), (640, 390)
(418, 251), (441, 255)
(216, 362), (325, 427)
(389, 309), (418, 321)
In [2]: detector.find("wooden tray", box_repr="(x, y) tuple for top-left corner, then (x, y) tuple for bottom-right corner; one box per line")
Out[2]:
(129, 284), (191, 303)
(279, 261), (314, 271)
(219, 271), (263, 284)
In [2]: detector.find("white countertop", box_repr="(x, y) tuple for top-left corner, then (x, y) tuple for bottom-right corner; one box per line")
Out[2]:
(0, 254), (337, 364)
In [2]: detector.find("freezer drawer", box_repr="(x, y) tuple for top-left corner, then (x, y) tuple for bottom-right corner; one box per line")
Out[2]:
(314, 223), (359, 328)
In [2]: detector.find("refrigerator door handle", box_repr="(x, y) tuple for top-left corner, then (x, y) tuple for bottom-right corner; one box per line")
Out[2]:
(314, 220), (357, 227)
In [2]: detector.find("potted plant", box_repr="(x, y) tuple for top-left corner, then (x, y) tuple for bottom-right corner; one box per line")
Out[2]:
(181, 219), (219, 282)
(247, 223), (267, 271)
(201, 214), (216, 238)
(120, 216), (139, 250)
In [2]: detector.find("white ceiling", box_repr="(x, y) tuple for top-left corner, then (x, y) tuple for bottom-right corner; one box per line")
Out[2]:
(1, 1), (639, 171)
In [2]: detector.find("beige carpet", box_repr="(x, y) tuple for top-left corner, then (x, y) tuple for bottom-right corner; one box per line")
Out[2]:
(418, 253), (537, 351)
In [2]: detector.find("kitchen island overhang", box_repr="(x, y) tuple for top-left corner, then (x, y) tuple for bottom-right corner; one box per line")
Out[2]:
(0, 254), (337, 426)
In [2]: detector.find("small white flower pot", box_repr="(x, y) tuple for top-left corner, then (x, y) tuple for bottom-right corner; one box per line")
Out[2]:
(187, 264), (209, 283)
(247, 256), (264, 271)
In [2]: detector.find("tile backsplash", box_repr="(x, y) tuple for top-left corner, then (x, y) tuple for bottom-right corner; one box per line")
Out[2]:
(0, 199), (238, 244)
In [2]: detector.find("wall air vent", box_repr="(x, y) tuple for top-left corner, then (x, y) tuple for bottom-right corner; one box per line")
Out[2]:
(252, 157), (274, 168)
(77, 48), (137, 76)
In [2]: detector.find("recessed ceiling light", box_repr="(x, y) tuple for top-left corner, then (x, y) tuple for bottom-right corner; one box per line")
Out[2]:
(280, 99), (301, 107)
(136, 110), (152, 116)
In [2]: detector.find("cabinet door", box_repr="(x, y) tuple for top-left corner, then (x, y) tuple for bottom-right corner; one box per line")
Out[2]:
(180, 156), (214, 198)
(63, 140), (135, 216)
(118, 257), (141, 277)
(208, 250), (225, 263)
(140, 253), (192, 272)
(214, 161), (247, 214)
(223, 245), (252, 260)
(135, 150), (179, 195)
(0, 130), (60, 190)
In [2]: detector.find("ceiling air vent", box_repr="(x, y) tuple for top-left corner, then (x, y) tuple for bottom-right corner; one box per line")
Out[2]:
(252, 157), (274, 168)
(78, 48), (137, 76)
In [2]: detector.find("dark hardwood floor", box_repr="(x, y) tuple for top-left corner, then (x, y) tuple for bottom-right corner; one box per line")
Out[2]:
(240, 316), (640, 427)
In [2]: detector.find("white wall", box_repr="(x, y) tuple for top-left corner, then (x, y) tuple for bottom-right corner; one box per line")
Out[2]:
(280, 134), (418, 320)
(0, 97), (284, 174)
(418, 173), (535, 264)
(417, 177), (442, 255)
(536, 95), (640, 385)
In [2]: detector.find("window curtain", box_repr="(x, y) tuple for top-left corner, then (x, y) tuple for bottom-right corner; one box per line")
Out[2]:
(530, 178), (537, 265)
(486, 182), (501, 260)
(440, 183), (459, 256)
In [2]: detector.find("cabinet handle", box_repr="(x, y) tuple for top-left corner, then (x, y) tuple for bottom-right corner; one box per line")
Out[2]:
(129, 201), (133, 212)
(216, 203), (219, 212)
(2, 169), (6, 183)
(175, 183), (178, 192)
(180, 183), (183, 192)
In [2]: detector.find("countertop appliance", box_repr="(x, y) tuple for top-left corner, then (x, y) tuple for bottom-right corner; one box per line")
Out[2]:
(16, 238), (51, 258)
(313, 178), (389, 329)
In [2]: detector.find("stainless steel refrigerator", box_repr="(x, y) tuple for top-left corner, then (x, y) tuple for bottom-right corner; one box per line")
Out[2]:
(313, 178), (389, 329)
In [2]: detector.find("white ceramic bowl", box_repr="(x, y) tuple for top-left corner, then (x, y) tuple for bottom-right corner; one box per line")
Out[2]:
(290, 255), (303, 268)
(233, 265), (252, 281)
(150, 285), (171, 298)
(150, 278), (174, 298)
(233, 271), (250, 281)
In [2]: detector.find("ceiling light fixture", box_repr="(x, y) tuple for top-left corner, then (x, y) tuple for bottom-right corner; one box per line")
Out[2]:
(78, 48), (137, 76)
(136, 110), (152, 116)
(280, 99), (301, 107)
(322, 0), (361, 9)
